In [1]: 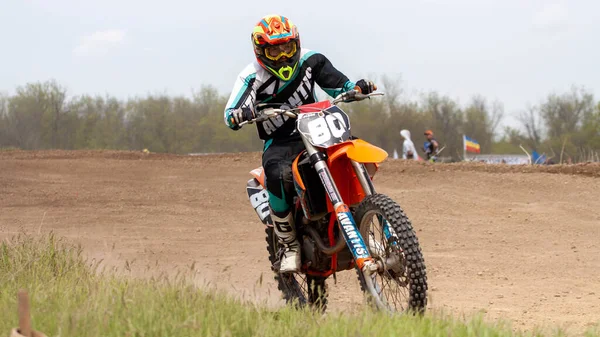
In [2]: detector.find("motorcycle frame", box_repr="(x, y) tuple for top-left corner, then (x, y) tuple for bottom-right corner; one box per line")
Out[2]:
(298, 120), (383, 275)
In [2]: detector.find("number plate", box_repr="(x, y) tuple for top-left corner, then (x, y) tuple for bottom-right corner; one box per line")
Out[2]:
(297, 106), (351, 148)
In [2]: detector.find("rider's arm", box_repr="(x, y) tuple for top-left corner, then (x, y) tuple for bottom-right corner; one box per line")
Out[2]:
(310, 53), (355, 98)
(224, 64), (258, 130)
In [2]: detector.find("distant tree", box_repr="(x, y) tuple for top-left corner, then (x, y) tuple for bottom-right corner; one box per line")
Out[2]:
(539, 86), (596, 162)
(0, 93), (12, 147)
(0, 79), (597, 162)
(541, 86), (594, 140)
(7, 82), (51, 149)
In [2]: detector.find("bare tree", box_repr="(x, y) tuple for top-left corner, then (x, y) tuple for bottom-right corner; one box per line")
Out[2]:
(47, 81), (68, 148)
(489, 100), (504, 136)
(463, 95), (505, 151)
(518, 105), (543, 150)
(380, 75), (403, 112)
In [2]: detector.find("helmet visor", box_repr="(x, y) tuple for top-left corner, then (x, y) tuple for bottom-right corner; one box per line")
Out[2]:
(264, 41), (297, 61)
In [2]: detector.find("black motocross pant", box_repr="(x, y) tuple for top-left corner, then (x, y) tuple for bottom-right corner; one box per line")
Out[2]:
(262, 138), (305, 215)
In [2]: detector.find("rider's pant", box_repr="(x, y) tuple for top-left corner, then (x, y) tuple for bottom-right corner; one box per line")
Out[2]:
(262, 138), (305, 217)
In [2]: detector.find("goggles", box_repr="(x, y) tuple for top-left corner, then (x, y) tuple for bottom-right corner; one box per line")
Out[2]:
(264, 41), (297, 61)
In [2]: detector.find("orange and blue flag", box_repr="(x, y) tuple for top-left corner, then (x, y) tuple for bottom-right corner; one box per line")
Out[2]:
(464, 135), (481, 154)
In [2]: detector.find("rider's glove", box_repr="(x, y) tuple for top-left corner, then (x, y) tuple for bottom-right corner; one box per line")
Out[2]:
(230, 107), (255, 127)
(355, 80), (377, 94)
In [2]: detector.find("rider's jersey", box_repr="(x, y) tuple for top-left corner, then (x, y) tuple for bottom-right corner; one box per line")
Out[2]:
(224, 48), (356, 142)
(424, 138), (438, 159)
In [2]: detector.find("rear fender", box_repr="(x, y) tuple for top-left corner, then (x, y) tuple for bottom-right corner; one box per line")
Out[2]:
(247, 167), (271, 226)
(250, 167), (266, 188)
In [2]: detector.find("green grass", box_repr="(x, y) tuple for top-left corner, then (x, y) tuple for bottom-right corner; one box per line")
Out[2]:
(1, 233), (598, 337)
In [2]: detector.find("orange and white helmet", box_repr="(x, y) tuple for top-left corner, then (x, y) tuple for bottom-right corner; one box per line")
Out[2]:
(251, 15), (300, 81)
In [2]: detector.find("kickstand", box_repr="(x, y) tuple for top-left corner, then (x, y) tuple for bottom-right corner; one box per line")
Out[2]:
(333, 272), (337, 285)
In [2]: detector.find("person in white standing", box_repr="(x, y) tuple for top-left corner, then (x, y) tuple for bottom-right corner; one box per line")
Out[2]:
(400, 129), (419, 161)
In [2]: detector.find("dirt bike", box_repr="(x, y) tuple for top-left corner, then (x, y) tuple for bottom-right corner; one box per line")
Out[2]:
(244, 90), (427, 313)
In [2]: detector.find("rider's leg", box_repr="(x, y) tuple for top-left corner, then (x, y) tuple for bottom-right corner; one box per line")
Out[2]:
(263, 140), (304, 273)
(268, 182), (300, 273)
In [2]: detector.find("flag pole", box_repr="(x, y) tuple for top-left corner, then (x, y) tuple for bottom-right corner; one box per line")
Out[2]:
(463, 135), (467, 162)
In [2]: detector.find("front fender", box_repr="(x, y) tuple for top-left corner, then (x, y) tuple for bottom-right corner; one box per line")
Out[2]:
(324, 139), (387, 211)
(327, 139), (388, 164)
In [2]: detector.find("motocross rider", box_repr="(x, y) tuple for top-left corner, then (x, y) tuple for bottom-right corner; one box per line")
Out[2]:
(224, 14), (376, 273)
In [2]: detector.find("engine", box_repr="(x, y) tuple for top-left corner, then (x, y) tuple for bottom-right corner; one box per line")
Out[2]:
(300, 217), (357, 273)
(301, 224), (332, 272)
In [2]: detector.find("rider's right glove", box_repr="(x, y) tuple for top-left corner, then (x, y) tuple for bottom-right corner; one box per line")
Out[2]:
(230, 107), (255, 128)
(355, 80), (377, 94)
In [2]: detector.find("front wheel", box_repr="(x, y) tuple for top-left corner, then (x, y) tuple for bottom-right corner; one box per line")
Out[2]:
(354, 194), (428, 313)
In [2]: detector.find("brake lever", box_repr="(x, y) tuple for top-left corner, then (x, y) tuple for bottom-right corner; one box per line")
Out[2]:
(237, 108), (295, 127)
(355, 92), (385, 101)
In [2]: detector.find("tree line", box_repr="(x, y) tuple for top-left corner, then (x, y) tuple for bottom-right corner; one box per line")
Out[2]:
(1, 79), (598, 162)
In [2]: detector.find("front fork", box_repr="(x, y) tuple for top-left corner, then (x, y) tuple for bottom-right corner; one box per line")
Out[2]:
(350, 158), (398, 245)
(302, 139), (379, 272)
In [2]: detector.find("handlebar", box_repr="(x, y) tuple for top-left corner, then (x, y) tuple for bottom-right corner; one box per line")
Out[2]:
(238, 109), (297, 127)
(238, 90), (385, 126)
(331, 90), (384, 105)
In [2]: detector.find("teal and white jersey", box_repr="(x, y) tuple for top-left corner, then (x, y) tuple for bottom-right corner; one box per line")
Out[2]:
(224, 48), (356, 141)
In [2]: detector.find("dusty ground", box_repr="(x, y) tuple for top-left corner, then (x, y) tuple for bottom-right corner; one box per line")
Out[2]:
(1, 150), (599, 334)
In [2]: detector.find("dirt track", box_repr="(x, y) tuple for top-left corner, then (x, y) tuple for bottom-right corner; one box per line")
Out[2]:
(1, 150), (599, 334)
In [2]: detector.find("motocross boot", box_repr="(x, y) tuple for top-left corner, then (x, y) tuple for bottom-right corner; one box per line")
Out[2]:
(271, 209), (301, 273)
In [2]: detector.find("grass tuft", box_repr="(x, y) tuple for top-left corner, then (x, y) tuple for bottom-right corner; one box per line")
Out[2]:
(0, 233), (598, 337)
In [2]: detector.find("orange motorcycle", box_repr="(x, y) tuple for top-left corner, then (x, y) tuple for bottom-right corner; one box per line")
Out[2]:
(245, 90), (427, 313)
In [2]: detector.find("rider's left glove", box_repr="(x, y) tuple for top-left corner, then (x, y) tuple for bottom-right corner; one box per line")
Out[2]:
(355, 80), (377, 94)
(230, 107), (255, 127)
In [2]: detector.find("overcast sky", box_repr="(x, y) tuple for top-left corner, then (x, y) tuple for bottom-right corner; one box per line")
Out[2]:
(1, 0), (599, 128)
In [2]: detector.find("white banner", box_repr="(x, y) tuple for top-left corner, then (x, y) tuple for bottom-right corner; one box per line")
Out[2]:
(466, 154), (530, 165)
